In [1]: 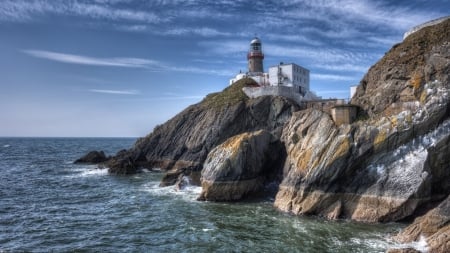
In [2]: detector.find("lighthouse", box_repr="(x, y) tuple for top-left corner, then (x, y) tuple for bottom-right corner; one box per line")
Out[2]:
(247, 37), (264, 73)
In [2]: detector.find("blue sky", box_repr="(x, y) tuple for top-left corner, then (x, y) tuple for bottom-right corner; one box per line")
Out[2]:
(0, 0), (448, 137)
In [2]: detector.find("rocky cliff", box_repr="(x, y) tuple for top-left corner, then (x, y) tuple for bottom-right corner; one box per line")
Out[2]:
(79, 17), (449, 251)
(274, 19), (450, 224)
(106, 77), (299, 175)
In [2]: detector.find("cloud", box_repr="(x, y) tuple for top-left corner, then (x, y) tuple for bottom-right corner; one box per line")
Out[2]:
(71, 2), (163, 23)
(279, 0), (440, 31)
(311, 73), (358, 81)
(23, 49), (233, 76)
(161, 27), (231, 37)
(22, 49), (161, 68)
(89, 89), (139, 95)
(0, 0), (164, 24)
(313, 63), (369, 73)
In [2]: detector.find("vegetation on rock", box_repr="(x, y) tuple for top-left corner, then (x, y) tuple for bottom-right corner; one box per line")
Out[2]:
(201, 78), (255, 109)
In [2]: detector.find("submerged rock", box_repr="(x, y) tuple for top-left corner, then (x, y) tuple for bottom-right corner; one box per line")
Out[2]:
(198, 130), (284, 201)
(74, 150), (109, 164)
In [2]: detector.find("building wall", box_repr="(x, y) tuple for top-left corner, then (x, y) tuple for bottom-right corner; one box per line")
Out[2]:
(268, 63), (310, 93)
(242, 86), (317, 105)
(331, 105), (358, 126)
(248, 57), (263, 73)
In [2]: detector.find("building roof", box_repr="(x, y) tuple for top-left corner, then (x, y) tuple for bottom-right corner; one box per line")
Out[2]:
(250, 37), (261, 44)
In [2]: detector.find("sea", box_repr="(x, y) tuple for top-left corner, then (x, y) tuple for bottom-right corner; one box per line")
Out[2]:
(0, 137), (424, 252)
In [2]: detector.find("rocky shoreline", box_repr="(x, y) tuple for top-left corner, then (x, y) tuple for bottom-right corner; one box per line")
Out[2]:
(77, 19), (450, 252)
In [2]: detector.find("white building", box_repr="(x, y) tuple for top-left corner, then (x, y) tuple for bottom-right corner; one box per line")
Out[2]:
(230, 37), (319, 103)
(268, 62), (310, 96)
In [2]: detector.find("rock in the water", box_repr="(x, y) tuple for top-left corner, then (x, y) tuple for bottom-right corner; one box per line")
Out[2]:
(159, 165), (202, 188)
(393, 195), (450, 253)
(75, 150), (109, 164)
(198, 130), (284, 201)
(106, 149), (140, 175)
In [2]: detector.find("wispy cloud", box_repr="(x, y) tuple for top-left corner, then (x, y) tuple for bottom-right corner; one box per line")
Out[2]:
(280, 0), (440, 31)
(23, 49), (161, 68)
(23, 49), (232, 76)
(0, 0), (164, 23)
(71, 2), (162, 23)
(161, 27), (231, 37)
(312, 63), (369, 73)
(311, 73), (358, 81)
(89, 89), (139, 95)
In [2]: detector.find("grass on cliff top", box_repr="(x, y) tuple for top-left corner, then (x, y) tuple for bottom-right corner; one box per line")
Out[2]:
(379, 18), (449, 73)
(201, 78), (257, 109)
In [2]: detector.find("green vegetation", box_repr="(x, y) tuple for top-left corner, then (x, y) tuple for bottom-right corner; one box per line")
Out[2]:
(201, 78), (257, 109)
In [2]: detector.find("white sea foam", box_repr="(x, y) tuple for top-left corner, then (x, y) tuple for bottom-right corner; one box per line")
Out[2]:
(66, 166), (108, 178)
(141, 181), (202, 201)
(388, 235), (429, 252)
(3, 144), (10, 148)
(80, 168), (108, 177)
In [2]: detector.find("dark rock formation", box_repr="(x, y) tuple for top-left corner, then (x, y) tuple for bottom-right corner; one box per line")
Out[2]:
(274, 19), (450, 222)
(107, 149), (143, 174)
(74, 150), (109, 164)
(106, 78), (299, 176)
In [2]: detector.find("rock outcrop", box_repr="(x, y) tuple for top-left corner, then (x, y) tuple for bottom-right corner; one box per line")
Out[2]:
(198, 130), (284, 201)
(392, 194), (450, 253)
(274, 19), (450, 222)
(106, 77), (299, 176)
(74, 150), (109, 164)
(352, 19), (449, 117)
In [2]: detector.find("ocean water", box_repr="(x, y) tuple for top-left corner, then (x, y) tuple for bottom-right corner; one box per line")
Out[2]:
(0, 137), (408, 252)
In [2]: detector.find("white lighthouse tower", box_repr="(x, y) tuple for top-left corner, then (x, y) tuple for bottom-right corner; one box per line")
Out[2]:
(247, 37), (264, 73)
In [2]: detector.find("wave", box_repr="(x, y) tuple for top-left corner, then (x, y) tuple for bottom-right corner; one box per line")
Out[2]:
(65, 166), (108, 178)
(387, 235), (428, 252)
(140, 181), (202, 202)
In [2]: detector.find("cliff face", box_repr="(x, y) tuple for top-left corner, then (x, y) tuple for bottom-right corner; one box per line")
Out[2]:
(82, 18), (450, 251)
(101, 18), (449, 224)
(352, 19), (449, 117)
(107, 78), (299, 174)
(274, 19), (450, 222)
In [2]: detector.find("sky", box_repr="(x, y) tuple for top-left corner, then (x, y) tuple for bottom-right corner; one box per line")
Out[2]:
(0, 0), (448, 137)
